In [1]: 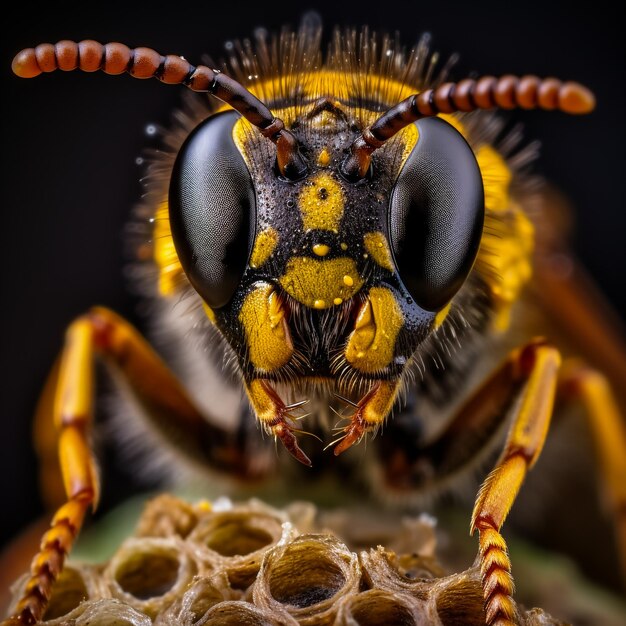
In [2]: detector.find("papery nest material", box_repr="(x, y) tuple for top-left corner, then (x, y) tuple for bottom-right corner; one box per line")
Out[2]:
(7, 494), (567, 625)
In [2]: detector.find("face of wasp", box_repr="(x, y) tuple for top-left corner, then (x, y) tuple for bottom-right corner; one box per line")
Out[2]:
(169, 99), (484, 410)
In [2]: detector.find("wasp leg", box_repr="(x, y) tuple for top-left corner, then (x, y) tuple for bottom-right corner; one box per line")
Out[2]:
(32, 357), (66, 510)
(7, 316), (99, 625)
(381, 338), (561, 624)
(558, 359), (626, 582)
(463, 338), (561, 626)
(530, 206), (626, 409)
(6, 307), (267, 625)
(332, 380), (400, 455)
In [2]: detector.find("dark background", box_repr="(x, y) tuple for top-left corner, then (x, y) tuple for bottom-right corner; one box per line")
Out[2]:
(1, 0), (624, 558)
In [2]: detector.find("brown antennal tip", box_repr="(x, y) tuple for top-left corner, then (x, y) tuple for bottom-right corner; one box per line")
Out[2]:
(559, 81), (596, 114)
(12, 48), (42, 78)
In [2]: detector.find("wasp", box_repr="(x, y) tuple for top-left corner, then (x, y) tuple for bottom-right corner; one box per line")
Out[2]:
(4, 15), (626, 626)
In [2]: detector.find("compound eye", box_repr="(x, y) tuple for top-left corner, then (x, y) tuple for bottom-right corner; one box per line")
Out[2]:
(169, 111), (255, 309)
(389, 117), (484, 311)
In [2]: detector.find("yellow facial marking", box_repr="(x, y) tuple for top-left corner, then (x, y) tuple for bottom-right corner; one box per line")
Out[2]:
(312, 243), (331, 257)
(250, 228), (279, 269)
(317, 148), (331, 167)
(298, 172), (344, 231)
(333, 297), (343, 305)
(363, 232), (394, 271)
(343, 274), (354, 287)
(153, 200), (184, 296)
(434, 302), (452, 330)
(345, 287), (404, 373)
(202, 302), (216, 323)
(340, 243), (348, 251)
(279, 257), (363, 308)
(232, 117), (254, 167)
(311, 110), (339, 128)
(239, 283), (293, 372)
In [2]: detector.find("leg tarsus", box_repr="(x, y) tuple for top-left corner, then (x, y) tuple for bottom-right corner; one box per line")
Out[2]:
(8, 496), (90, 625)
(475, 520), (516, 626)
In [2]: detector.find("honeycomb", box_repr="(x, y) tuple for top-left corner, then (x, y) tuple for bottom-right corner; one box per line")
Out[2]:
(7, 495), (565, 625)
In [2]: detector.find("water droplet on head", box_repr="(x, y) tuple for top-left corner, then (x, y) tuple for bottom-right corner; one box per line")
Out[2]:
(135, 157), (144, 165)
(145, 124), (157, 136)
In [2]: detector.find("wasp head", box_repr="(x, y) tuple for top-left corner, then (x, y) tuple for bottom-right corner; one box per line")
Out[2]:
(168, 99), (484, 459)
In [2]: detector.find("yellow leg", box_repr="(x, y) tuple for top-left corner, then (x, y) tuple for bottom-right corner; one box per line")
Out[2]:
(33, 357), (65, 510)
(465, 339), (561, 626)
(7, 318), (99, 625)
(6, 307), (266, 625)
(558, 359), (626, 581)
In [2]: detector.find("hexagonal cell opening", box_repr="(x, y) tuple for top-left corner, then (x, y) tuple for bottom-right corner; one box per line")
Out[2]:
(436, 579), (486, 626)
(349, 591), (416, 626)
(202, 603), (274, 626)
(114, 550), (180, 600)
(268, 542), (347, 608)
(203, 519), (274, 557)
(43, 566), (89, 620)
